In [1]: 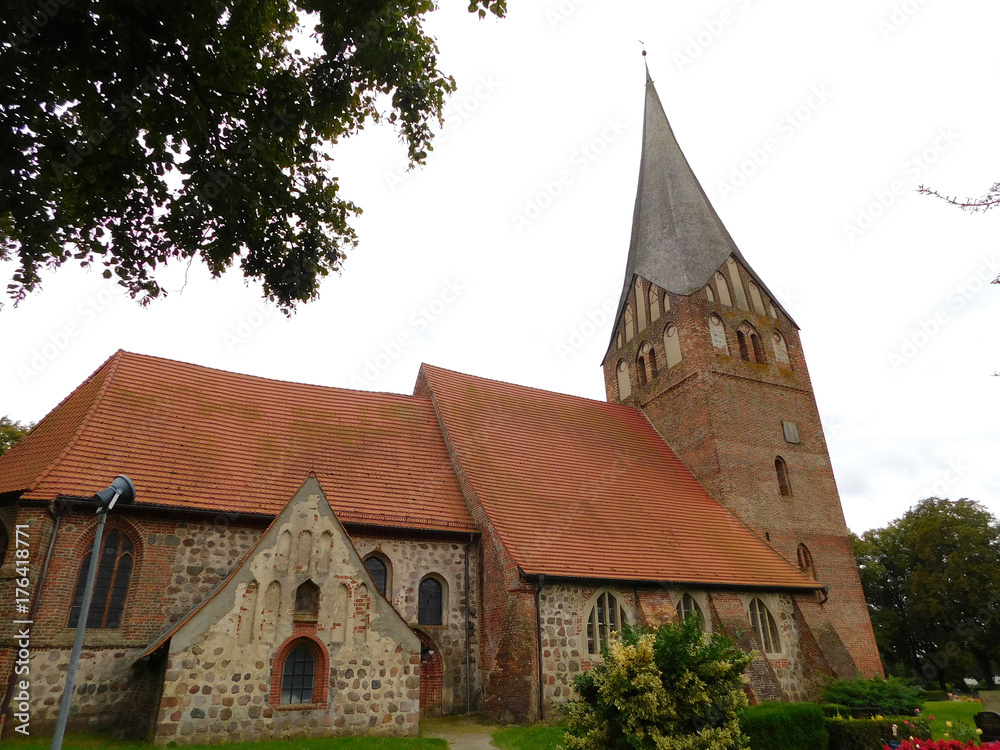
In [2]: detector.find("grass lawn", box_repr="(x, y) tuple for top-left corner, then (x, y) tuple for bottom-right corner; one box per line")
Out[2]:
(924, 700), (983, 741)
(4, 733), (447, 750)
(491, 723), (567, 750)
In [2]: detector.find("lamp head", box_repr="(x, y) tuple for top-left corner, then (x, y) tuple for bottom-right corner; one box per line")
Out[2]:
(92, 475), (136, 512)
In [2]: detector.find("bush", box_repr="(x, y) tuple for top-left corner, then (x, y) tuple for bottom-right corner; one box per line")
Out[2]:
(822, 677), (925, 715)
(826, 716), (932, 750)
(922, 690), (950, 702)
(822, 704), (852, 718)
(740, 702), (829, 750)
(563, 617), (754, 750)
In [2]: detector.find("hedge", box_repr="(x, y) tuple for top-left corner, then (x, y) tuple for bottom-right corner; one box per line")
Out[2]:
(826, 716), (933, 750)
(821, 677), (924, 716)
(740, 702), (829, 750)
(921, 690), (950, 702)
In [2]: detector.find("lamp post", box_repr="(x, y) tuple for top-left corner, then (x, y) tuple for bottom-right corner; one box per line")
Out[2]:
(50, 475), (135, 750)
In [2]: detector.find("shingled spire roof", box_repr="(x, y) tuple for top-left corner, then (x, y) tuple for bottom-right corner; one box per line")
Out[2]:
(609, 68), (794, 350)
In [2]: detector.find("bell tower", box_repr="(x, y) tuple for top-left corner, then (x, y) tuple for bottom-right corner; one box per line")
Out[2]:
(602, 69), (882, 678)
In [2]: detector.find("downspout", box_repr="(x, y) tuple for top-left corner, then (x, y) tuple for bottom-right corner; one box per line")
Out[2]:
(534, 574), (545, 721)
(465, 533), (472, 714)
(1, 505), (61, 736)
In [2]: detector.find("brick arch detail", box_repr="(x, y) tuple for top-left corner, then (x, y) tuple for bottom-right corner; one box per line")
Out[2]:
(413, 628), (443, 717)
(268, 634), (330, 707)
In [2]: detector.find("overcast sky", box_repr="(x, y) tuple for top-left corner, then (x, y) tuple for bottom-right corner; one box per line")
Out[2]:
(2, 1), (998, 533)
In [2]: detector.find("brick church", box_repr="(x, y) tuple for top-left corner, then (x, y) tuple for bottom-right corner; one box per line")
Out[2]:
(0, 71), (881, 743)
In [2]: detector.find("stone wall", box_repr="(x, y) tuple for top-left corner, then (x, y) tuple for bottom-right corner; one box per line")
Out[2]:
(352, 535), (479, 714)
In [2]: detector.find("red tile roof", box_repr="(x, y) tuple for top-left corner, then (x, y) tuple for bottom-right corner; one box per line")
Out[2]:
(420, 364), (818, 588)
(0, 351), (475, 532)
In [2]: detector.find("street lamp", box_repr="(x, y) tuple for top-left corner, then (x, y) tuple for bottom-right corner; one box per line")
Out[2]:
(51, 475), (136, 750)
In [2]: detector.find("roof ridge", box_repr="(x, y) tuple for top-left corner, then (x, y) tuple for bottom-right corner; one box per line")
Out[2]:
(27, 349), (125, 494)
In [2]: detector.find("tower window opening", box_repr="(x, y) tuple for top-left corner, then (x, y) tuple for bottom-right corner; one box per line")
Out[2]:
(775, 457), (791, 497)
(797, 544), (816, 579)
(737, 331), (750, 361)
(637, 354), (648, 386)
(751, 333), (766, 363)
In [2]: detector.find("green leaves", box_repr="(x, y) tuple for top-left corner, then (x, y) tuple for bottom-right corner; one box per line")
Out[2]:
(0, 0), (504, 311)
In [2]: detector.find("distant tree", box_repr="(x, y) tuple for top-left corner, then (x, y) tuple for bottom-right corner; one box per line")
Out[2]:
(918, 183), (1000, 286)
(853, 498), (1000, 689)
(0, 416), (33, 456)
(1, 0), (506, 311)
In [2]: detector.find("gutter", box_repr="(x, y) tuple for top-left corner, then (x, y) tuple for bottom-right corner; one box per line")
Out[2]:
(465, 533), (472, 714)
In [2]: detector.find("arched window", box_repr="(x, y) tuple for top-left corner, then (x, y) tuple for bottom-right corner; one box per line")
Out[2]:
(636, 351), (648, 387)
(635, 278), (647, 332)
(294, 580), (320, 622)
(775, 457), (791, 497)
(648, 285), (661, 323)
(616, 360), (631, 399)
(624, 305), (635, 343)
(751, 333), (766, 363)
(585, 589), (629, 655)
(737, 330), (750, 361)
(617, 331), (624, 349)
(748, 598), (781, 654)
(748, 281), (767, 316)
(676, 593), (705, 630)
(772, 331), (790, 365)
(647, 348), (659, 379)
(68, 529), (134, 629)
(418, 576), (443, 626)
(663, 324), (682, 369)
(715, 273), (733, 307)
(797, 544), (816, 579)
(364, 555), (390, 596)
(709, 314), (729, 353)
(281, 644), (316, 704)
(706, 285), (715, 303)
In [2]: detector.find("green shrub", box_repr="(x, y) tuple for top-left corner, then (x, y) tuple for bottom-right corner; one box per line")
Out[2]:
(922, 689), (950, 702)
(563, 617), (754, 750)
(821, 677), (925, 715)
(739, 702), (829, 750)
(826, 716), (932, 750)
(820, 704), (851, 718)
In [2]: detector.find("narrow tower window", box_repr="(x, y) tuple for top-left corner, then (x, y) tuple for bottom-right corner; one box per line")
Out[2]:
(616, 360), (631, 399)
(749, 281), (767, 316)
(715, 273), (733, 307)
(624, 305), (635, 342)
(635, 278), (647, 332)
(648, 285), (661, 322)
(775, 457), (791, 497)
(772, 331), (790, 365)
(737, 330), (750, 361)
(750, 333), (766, 363)
(709, 315), (729, 353)
(636, 351), (648, 386)
(797, 544), (816, 579)
(663, 324), (682, 369)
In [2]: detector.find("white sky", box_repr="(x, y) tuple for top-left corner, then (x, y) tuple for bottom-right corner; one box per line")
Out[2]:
(2, 0), (998, 533)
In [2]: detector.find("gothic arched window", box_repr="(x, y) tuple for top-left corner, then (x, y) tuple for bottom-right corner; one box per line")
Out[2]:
(715, 273), (733, 307)
(648, 285), (661, 323)
(616, 359), (632, 399)
(624, 305), (635, 343)
(676, 593), (705, 630)
(663, 324), (682, 369)
(418, 576), (444, 626)
(748, 598), (781, 654)
(775, 457), (792, 497)
(797, 544), (816, 579)
(585, 589), (629, 655)
(636, 351), (648, 387)
(68, 529), (134, 629)
(364, 555), (390, 596)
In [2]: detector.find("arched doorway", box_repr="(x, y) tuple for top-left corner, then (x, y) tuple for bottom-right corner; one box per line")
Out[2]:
(414, 629), (443, 716)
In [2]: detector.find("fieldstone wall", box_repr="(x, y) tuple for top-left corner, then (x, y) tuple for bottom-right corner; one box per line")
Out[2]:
(536, 583), (811, 715)
(153, 479), (422, 745)
(352, 535), (480, 714)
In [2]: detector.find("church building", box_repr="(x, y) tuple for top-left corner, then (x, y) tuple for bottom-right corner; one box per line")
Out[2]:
(0, 72), (881, 743)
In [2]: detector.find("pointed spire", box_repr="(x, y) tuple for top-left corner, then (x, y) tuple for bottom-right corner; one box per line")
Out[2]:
(607, 71), (794, 352)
